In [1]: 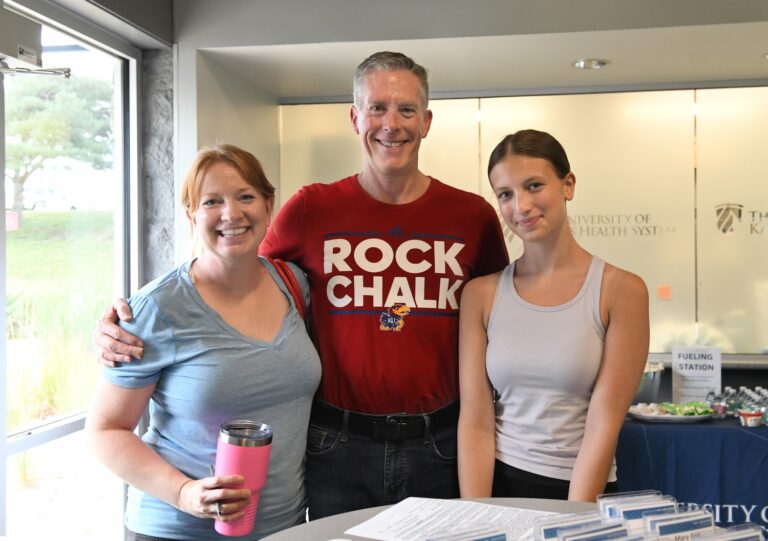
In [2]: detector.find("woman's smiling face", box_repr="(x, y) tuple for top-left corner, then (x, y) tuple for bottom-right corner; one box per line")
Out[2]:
(188, 161), (273, 263)
(490, 154), (575, 243)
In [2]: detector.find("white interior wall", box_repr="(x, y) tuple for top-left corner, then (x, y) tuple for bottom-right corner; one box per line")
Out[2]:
(279, 103), (360, 204)
(196, 51), (280, 181)
(418, 99), (481, 195)
(174, 52), (281, 260)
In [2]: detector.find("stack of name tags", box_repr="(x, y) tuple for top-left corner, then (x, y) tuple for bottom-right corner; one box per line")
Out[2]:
(527, 491), (765, 541)
(346, 494), (764, 541)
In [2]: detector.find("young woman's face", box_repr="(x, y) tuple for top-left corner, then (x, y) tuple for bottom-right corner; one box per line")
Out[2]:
(188, 161), (273, 263)
(489, 154), (574, 243)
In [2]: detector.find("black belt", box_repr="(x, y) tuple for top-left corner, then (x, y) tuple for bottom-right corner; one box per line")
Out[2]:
(310, 400), (459, 441)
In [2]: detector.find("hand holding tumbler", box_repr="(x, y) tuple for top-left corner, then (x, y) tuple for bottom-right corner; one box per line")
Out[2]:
(214, 420), (273, 537)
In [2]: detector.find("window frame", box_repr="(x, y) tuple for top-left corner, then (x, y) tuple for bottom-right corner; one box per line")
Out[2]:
(0, 0), (141, 534)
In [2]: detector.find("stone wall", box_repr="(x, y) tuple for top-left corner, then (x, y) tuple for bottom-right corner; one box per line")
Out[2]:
(141, 48), (175, 282)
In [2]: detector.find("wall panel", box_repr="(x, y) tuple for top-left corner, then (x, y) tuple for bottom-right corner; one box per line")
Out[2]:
(279, 103), (360, 205)
(696, 87), (768, 353)
(418, 99), (481, 194)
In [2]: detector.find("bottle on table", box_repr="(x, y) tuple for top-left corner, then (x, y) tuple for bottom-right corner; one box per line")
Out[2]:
(723, 387), (738, 417)
(709, 389), (727, 419)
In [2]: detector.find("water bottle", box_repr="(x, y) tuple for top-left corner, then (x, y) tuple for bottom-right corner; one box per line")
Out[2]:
(724, 387), (738, 417)
(710, 390), (727, 419)
(213, 420), (273, 537)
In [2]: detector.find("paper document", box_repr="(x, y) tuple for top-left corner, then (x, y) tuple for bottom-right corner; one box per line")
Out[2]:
(344, 497), (555, 541)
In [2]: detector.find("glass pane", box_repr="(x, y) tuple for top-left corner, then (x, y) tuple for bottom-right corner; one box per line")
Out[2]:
(6, 430), (124, 539)
(696, 87), (768, 354)
(4, 27), (123, 434)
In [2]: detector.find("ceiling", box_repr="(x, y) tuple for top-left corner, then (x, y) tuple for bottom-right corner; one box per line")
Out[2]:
(203, 20), (768, 104)
(33, 0), (768, 104)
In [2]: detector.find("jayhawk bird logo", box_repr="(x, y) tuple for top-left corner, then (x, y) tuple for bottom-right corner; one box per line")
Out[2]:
(379, 303), (411, 332)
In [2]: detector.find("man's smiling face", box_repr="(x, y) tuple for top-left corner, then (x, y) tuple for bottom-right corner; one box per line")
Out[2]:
(350, 69), (432, 181)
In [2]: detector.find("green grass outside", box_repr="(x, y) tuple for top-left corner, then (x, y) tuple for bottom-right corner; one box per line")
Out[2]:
(6, 210), (116, 435)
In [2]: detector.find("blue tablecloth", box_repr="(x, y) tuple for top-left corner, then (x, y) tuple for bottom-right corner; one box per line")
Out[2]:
(616, 417), (768, 530)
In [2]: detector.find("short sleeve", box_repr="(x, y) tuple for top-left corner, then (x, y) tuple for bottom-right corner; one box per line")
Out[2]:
(101, 292), (177, 388)
(260, 188), (308, 264)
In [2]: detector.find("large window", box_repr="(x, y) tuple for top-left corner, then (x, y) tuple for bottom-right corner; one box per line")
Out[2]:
(2, 6), (138, 538)
(5, 26), (121, 435)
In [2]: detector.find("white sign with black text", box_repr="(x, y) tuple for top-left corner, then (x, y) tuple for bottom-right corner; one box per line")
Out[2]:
(672, 346), (722, 403)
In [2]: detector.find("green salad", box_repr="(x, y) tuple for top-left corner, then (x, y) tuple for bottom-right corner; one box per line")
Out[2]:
(659, 401), (714, 416)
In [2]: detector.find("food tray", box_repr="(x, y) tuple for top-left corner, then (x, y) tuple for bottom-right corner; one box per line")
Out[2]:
(627, 410), (713, 423)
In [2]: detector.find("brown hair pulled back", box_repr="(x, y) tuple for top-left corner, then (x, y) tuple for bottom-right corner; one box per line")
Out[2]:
(487, 129), (571, 179)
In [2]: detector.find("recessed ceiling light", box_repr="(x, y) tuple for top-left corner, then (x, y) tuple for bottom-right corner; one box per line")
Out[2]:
(572, 58), (610, 70)
(763, 53), (768, 61)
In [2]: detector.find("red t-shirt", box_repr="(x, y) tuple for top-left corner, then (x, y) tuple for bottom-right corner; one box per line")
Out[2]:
(260, 175), (508, 414)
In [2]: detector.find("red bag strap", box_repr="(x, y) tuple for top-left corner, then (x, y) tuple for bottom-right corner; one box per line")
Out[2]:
(268, 257), (307, 320)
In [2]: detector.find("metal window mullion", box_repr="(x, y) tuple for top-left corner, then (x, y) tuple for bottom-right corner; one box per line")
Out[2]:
(6, 415), (86, 456)
(1, 67), (8, 537)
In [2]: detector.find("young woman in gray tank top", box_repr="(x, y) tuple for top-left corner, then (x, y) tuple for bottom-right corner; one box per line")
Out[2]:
(457, 130), (649, 502)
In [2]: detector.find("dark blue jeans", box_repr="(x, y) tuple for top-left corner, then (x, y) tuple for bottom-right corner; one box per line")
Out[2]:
(305, 409), (460, 519)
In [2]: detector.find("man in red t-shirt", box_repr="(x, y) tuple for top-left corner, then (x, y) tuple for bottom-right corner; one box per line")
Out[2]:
(95, 51), (508, 520)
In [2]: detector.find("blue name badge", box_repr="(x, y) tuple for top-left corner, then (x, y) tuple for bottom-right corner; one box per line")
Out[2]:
(620, 502), (677, 520)
(560, 524), (629, 541)
(657, 516), (714, 535)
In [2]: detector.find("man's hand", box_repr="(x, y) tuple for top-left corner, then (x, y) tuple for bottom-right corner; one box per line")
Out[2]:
(93, 299), (144, 367)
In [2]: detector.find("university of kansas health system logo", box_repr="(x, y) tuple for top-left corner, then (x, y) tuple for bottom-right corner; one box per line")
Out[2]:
(715, 203), (743, 234)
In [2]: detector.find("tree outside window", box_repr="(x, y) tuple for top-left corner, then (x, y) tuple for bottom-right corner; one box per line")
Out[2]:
(3, 25), (125, 539)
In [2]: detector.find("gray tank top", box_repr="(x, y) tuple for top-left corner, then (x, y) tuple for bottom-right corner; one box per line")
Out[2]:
(486, 256), (615, 482)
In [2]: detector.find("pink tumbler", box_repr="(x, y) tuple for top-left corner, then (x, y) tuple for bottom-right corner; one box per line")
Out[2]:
(213, 420), (273, 537)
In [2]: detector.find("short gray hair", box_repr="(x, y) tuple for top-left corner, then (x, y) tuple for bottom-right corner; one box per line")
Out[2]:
(353, 51), (429, 108)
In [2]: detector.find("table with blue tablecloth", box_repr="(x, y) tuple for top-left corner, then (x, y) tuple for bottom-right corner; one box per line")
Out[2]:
(616, 417), (768, 530)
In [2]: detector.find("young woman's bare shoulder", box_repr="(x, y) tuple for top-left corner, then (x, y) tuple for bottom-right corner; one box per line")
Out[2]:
(464, 270), (503, 292)
(602, 263), (648, 304)
(461, 271), (503, 307)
